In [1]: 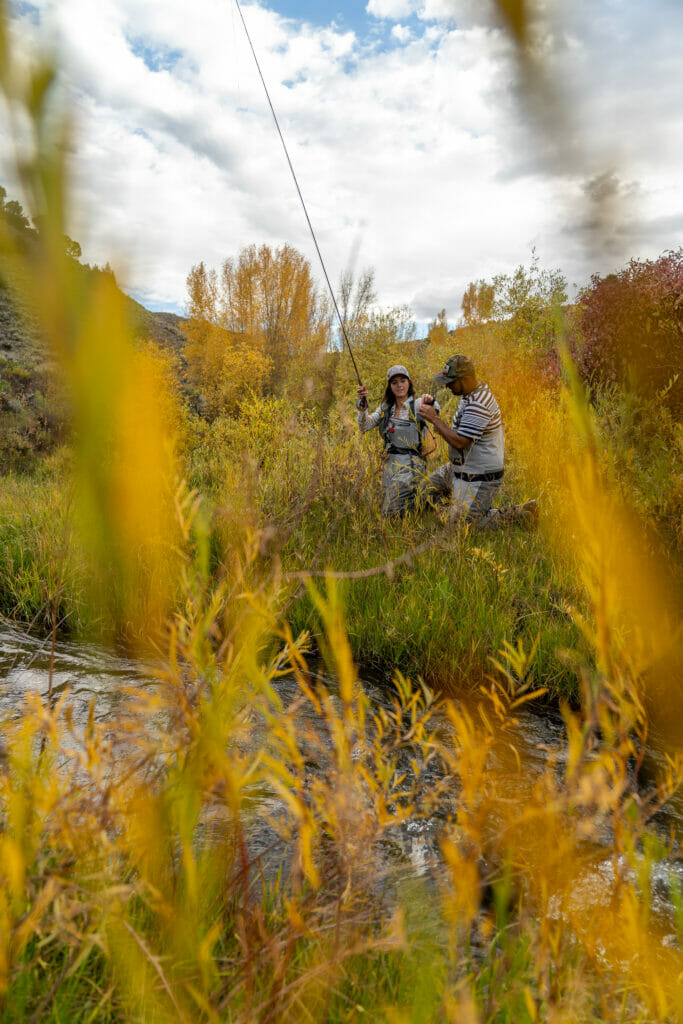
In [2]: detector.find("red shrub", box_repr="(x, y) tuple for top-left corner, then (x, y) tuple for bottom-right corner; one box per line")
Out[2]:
(576, 249), (683, 410)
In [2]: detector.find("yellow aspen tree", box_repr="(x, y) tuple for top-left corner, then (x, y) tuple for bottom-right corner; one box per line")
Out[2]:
(428, 308), (449, 346)
(186, 243), (330, 410)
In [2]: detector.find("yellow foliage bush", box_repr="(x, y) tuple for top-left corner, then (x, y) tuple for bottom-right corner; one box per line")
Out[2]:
(185, 318), (273, 417)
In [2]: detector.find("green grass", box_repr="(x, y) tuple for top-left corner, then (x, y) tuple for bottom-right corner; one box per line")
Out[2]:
(5, 942), (117, 1023)
(593, 385), (682, 555)
(284, 511), (584, 697)
(0, 454), (89, 630)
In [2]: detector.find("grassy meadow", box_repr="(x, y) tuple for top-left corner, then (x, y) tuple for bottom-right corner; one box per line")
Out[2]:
(4, 325), (679, 698)
(1, 1), (682, 1020)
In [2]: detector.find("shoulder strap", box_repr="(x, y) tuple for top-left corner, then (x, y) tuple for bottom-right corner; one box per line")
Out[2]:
(378, 402), (392, 442)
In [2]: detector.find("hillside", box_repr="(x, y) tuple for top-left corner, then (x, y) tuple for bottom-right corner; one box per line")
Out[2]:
(0, 270), (188, 470)
(123, 295), (188, 357)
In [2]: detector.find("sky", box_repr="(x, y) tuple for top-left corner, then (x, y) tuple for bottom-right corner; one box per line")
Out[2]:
(3, 0), (683, 329)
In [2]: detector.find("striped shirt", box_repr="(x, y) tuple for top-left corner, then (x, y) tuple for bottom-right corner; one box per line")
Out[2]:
(449, 382), (504, 473)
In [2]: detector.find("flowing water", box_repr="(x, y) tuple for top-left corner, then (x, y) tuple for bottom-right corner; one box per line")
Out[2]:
(0, 623), (680, 945)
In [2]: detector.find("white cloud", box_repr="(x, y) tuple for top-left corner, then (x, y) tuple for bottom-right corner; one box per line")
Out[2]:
(391, 24), (413, 43)
(419, 0), (461, 21)
(2, 0), (681, 325)
(366, 0), (416, 20)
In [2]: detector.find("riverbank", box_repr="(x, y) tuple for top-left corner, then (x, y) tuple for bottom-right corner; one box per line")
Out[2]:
(1, 354), (680, 703)
(3, 360), (679, 704)
(1, 600), (681, 1024)
(0, 435), (587, 697)
(1, 342), (681, 1023)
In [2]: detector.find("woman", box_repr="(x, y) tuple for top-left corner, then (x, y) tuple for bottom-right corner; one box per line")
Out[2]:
(356, 364), (439, 516)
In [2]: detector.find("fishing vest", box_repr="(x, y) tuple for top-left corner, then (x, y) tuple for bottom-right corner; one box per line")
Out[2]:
(378, 397), (427, 458)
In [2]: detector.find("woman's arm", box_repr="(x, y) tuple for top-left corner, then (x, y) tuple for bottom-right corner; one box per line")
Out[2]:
(356, 385), (381, 432)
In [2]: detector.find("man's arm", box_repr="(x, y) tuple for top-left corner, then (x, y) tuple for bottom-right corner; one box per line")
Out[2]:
(418, 394), (471, 450)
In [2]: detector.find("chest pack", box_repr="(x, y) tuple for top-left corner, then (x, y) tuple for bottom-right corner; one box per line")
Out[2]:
(379, 397), (428, 457)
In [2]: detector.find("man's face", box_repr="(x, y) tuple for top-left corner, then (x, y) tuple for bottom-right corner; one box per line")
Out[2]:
(447, 378), (464, 396)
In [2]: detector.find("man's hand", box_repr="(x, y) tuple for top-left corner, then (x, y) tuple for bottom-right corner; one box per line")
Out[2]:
(418, 394), (438, 423)
(418, 393), (470, 450)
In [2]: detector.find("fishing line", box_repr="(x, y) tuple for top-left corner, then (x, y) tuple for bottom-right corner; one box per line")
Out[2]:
(232, 0), (363, 385)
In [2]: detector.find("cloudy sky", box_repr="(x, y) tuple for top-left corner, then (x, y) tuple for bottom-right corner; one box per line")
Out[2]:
(4, 0), (683, 327)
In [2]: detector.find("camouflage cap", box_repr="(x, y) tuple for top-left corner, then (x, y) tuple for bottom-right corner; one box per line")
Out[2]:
(433, 354), (476, 386)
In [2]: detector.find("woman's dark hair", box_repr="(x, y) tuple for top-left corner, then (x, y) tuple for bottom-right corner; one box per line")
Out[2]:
(383, 374), (415, 408)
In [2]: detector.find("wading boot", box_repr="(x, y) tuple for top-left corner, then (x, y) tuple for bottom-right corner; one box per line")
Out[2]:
(516, 499), (538, 527)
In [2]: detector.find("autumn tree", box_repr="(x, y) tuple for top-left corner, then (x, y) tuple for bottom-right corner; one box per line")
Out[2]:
(184, 260), (271, 418)
(461, 280), (494, 326)
(220, 244), (330, 390)
(428, 308), (449, 346)
(491, 252), (568, 351)
(460, 253), (567, 355)
(336, 305), (417, 394)
(338, 265), (376, 344)
(185, 244), (331, 414)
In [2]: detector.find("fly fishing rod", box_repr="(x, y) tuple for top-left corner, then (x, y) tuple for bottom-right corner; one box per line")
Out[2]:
(233, 0), (364, 389)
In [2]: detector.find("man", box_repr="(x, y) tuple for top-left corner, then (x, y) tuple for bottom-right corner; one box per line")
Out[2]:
(418, 354), (536, 526)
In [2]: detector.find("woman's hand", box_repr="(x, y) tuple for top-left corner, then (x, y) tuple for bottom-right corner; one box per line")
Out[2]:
(356, 384), (368, 399)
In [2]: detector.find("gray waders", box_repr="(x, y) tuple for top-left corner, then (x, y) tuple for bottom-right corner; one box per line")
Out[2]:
(379, 399), (429, 516)
(426, 462), (504, 519)
(426, 463), (538, 527)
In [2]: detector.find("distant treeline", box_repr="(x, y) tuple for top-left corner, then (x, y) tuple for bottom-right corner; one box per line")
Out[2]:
(184, 242), (683, 419)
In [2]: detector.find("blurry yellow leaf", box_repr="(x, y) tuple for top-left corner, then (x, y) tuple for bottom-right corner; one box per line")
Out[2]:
(510, 687), (548, 709)
(299, 821), (321, 890)
(285, 897), (309, 934)
(0, 838), (25, 901)
(494, 0), (527, 42)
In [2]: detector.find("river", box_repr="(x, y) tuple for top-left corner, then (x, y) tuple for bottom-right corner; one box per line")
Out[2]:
(0, 622), (680, 946)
